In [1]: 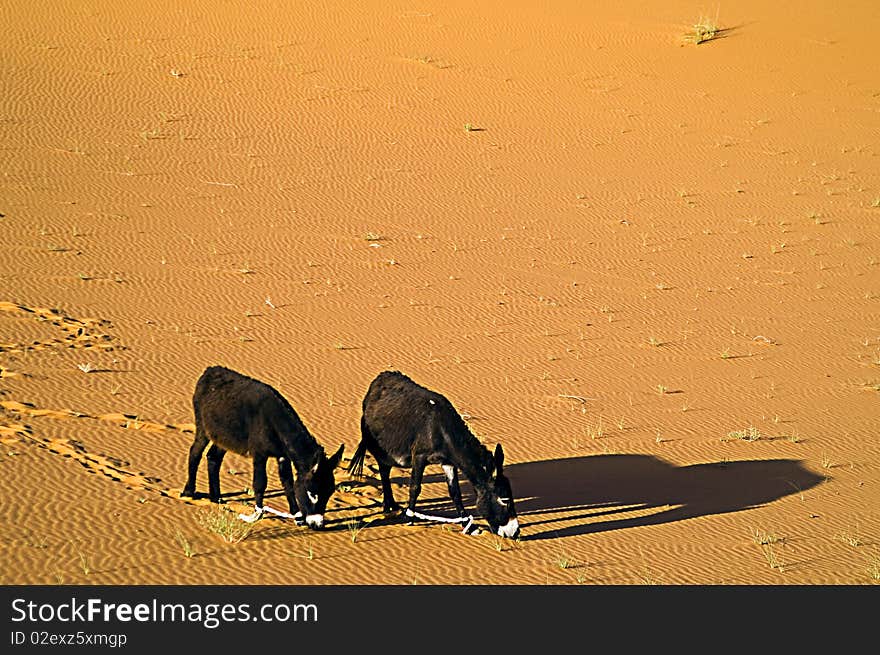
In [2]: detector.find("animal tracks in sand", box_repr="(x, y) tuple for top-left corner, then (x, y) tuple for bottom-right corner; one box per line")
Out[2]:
(0, 301), (121, 355)
(0, 398), (192, 500)
(0, 397), (384, 518)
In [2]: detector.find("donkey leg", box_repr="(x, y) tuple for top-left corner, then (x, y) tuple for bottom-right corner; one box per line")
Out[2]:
(276, 457), (302, 520)
(442, 464), (467, 517)
(377, 462), (400, 513)
(406, 455), (429, 514)
(251, 453), (269, 509)
(181, 429), (209, 498)
(205, 444), (227, 503)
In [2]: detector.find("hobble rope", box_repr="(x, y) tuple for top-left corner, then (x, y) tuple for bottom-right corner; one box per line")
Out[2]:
(238, 505), (302, 523)
(404, 508), (478, 534)
(239, 505), (479, 534)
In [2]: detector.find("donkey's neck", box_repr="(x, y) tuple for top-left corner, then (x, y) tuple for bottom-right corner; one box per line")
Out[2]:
(287, 435), (322, 473)
(451, 430), (493, 488)
(276, 403), (322, 472)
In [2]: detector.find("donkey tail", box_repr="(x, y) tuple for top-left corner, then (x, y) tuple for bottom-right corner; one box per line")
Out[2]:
(347, 438), (369, 478)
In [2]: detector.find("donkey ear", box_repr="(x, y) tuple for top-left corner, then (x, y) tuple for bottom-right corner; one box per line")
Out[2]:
(494, 443), (505, 473)
(311, 450), (323, 474)
(328, 444), (344, 469)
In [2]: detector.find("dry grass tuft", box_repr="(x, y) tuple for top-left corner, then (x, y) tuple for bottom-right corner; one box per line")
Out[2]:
(724, 426), (761, 442)
(197, 506), (254, 544)
(685, 13), (721, 44)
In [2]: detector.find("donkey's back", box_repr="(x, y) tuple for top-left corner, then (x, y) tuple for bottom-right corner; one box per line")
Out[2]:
(358, 370), (459, 463)
(193, 365), (309, 457)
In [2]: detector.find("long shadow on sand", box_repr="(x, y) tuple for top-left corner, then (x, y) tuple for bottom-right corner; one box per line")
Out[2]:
(498, 455), (823, 541)
(246, 454), (823, 540)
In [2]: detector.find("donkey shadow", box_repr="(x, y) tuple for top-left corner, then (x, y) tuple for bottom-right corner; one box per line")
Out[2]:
(495, 455), (823, 541)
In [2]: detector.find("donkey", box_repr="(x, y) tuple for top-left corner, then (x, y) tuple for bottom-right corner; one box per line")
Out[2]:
(348, 370), (519, 538)
(181, 366), (344, 529)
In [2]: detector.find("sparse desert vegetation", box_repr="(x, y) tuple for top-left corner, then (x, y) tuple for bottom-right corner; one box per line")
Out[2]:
(197, 506), (254, 544)
(685, 14), (721, 44)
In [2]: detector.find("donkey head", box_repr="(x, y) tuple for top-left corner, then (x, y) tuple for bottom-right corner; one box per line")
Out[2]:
(475, 444), (520, 539)
(296, 444), (344, 529)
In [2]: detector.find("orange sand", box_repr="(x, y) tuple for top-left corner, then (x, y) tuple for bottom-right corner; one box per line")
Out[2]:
(1, 0), (878, 585)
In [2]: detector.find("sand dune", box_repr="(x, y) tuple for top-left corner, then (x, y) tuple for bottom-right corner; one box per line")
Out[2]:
(1, 0), (878, 586)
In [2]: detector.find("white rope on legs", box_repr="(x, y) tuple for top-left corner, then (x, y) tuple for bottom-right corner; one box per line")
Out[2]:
(237, 505), (479, 534)
(238, 505), (302, 523)
(404, 508), (478, 534)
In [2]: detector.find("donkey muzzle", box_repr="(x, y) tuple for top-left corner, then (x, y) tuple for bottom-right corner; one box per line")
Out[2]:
(305, 514), (325, 529)
(496, 517), (520, 539)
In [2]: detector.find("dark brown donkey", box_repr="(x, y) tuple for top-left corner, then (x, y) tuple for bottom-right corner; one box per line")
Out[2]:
(348, 370), (519, 538)
(182, 366), (343, 528)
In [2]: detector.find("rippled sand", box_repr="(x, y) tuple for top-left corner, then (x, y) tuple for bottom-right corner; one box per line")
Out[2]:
(1, 0), (878, 585)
